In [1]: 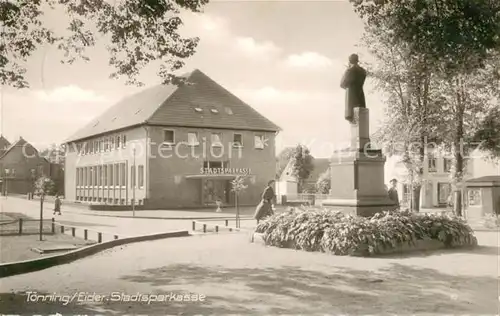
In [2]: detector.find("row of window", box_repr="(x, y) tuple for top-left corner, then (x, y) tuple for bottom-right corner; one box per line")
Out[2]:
(76, 163), (144, 188)
(76, 134), (127, 156)
(163, 130), (266, 149)
(427, 157), (452, 173)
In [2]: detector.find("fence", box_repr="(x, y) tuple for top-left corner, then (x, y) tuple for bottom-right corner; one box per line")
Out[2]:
(0, 218), (53, 236)
(281, 194), (330, 206)
(0, 218), (120, 242)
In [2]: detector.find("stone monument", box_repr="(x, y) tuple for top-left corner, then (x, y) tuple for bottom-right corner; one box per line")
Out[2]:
(322, 54), (397, 217)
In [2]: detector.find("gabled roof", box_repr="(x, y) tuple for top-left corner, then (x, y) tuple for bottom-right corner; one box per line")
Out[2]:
(0, 137), (49, 163)
(65, 69), (281, 143)
(0, 135), (10, 150)
(0, 135), (11, 157)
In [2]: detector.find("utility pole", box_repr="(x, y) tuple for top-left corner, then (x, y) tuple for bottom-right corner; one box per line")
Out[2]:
(132, 148), (136, 217)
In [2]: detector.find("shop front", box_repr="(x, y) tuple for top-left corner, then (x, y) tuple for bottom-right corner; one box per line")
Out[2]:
(185, 167), (252, 207)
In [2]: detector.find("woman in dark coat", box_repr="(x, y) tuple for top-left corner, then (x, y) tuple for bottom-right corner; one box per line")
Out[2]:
(254, 180), (276, 223)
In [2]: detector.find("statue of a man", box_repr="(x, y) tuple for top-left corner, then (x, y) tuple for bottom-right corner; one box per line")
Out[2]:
(340, 54), (367, 122)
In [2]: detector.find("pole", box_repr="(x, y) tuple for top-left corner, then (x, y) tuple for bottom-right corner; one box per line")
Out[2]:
(132, 148), (136, 217)
(236, 192), (240, 228)
(39, 193), (44, 241)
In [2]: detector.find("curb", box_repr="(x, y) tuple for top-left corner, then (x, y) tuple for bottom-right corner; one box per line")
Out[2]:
(0, 230), (189, 278)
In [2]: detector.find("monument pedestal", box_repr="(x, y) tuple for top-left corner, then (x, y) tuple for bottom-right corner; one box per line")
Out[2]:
(322, 108), (397, 217)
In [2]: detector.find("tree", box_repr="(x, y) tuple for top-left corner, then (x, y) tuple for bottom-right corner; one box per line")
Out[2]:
(34, 175), (55, 241)
(351, 0), (500, 216)
(474, 107), (500, 161)
(1, 0), (208, 88)
(366, 25), (443, 212)
(231, 175), (248, 229)
(275, 147), (295, 179)
(290, 144), (314, 193)
(316, 169), (330, 194)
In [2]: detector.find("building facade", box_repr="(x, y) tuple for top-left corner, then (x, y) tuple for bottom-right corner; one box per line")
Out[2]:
(64, 70), (280, 209)
(385, 148), (500, 208)
(0, 137), (53, 195)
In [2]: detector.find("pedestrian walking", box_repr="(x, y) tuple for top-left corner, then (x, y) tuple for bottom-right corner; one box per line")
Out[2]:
(254, 180), (276, 224)
(54, 194), (62, 215)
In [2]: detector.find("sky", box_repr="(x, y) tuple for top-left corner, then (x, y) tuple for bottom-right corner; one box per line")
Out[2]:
(0, 0), (387, 158)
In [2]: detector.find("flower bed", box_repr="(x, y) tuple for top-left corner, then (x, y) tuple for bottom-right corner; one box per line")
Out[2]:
(254, 207), (478, 256)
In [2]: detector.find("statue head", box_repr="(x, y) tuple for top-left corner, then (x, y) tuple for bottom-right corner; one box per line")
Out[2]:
(348, 54), (359, 65)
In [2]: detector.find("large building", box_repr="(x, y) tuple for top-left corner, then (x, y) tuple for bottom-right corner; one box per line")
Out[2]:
(64, 70), (280, 209)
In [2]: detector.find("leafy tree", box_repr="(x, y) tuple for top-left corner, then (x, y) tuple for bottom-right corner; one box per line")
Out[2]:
(275, 147), (295, 179)
(351, 0), (500, 216)
(290, 144), (314, 193)
(231, 175), (248, 229)
(1, 0), (208, 88)
(366, 25), (443, 212)
(316, 169), (330, 194)
(474, 107), (500, 161)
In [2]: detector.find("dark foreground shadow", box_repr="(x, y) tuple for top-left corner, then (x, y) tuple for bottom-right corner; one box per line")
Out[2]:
(1, 263), (499, 315)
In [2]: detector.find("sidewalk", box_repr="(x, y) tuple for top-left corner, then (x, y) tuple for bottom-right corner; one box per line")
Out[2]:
(3, 195), (257, 220)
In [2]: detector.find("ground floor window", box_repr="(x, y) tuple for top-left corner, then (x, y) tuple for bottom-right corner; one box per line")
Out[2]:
(467, 189), (482, 206)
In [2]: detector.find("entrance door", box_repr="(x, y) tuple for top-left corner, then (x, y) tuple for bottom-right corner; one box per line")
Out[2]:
(438, 183), (451, 205)
(203, 179), (229, 205)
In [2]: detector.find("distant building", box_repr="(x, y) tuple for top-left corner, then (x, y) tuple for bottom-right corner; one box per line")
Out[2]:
(385, 148), (500, 208)
(276, 157), (330, 201)
(63, 69), (280, 209)
(0, 137), (61, 195)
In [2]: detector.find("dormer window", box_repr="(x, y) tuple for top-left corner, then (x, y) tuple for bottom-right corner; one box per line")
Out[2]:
(210, 109), (219, 114)
(194, 107), (203, 113)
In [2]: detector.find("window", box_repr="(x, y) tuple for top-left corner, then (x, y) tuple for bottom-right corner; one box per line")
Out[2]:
(89, 167), (93, 186)
(444, 158), (452, 172)
(114, 164), (120, 186)
(109, 164), (114, 186)
(94, 166), (98, 186)
(116, 135), (121, 148)
(131, 165), (136, 187)
(233, 133), (243, 147)
(210, 108), (219, 114)
(97, 166), (102, 186)
(104, 138), (109, 151)
(211, 133), (222, 147)
(203, 161), (226, 169)
(94, 141), (98, 154)
(254, 134), (265, 149)
(428, 155), (437, 172)
(83, 167), (87, 186)
(110, 137), (115, 150)
(120, 163), (126, 186)
(187, 132), (199, 146)
(102, 166), (108, 186)
(138, 165), (144, 188)
(163, 130), (175, 144)
(468, 189), (482, 206)
(225, 107), (233, 115)
(194, 107), (203, 112)
(122, 135), (126, 148)
(76, 168), (80, 186)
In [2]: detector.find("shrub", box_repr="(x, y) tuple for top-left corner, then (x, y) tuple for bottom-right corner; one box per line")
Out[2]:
(255, 207), (477, 256)
(482, 214), (500, 229)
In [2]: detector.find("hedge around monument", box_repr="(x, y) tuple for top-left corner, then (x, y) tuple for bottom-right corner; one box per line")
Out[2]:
(255, 207), (478, 256)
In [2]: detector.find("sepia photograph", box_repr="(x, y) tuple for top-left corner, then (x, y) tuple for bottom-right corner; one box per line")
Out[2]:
(0, 0), (499, 315)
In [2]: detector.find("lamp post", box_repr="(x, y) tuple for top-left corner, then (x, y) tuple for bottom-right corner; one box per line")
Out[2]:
(132, 148), (136, 217)
(4, 169), (9, 198)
